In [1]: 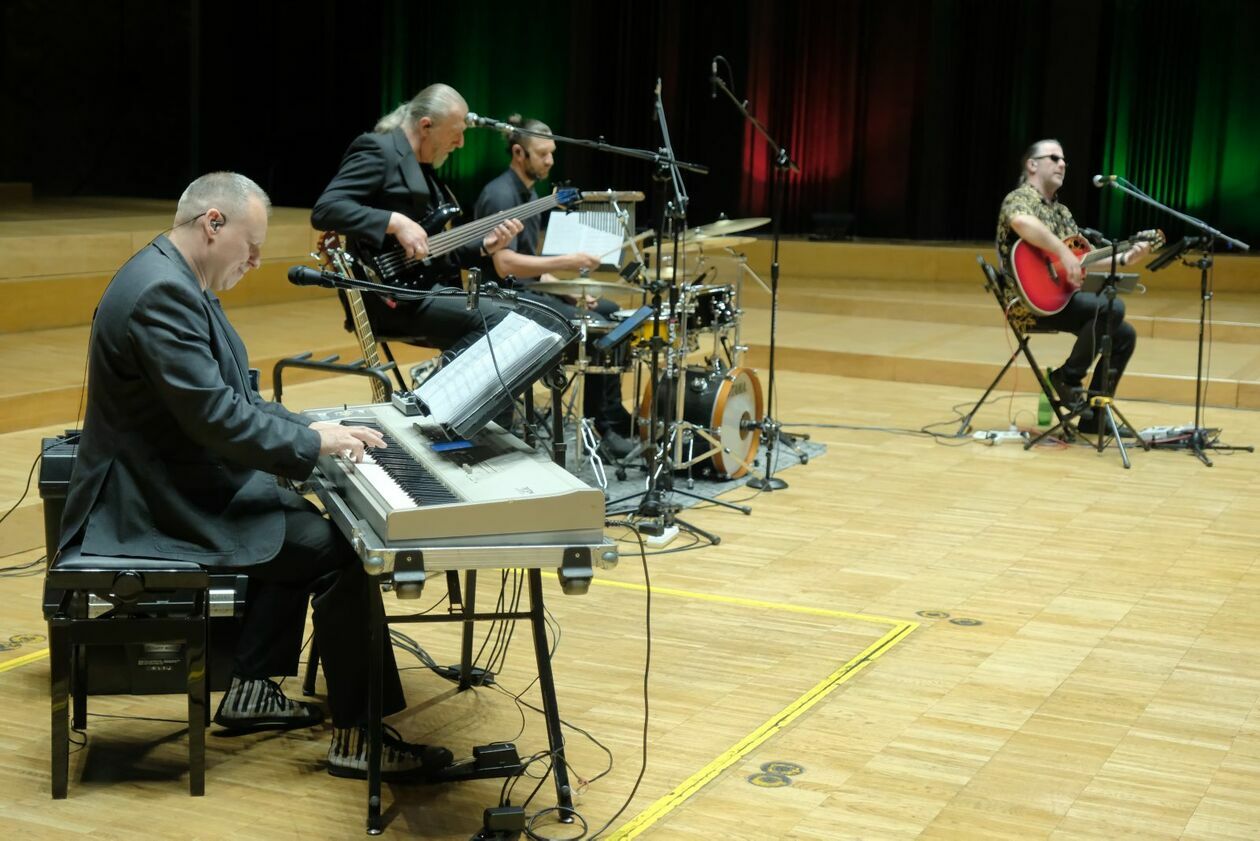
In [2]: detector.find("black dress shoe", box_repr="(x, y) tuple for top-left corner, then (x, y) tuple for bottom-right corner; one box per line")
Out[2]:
(327, 725), (454, 782)
(213, 676), (324, 733)
(1049, 369), (1086, 411)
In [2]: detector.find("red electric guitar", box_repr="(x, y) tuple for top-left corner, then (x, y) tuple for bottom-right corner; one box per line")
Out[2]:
(1009, 228), (1164, 315)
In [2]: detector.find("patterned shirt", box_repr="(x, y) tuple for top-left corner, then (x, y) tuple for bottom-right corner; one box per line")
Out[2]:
(995, 181), (1078, 272)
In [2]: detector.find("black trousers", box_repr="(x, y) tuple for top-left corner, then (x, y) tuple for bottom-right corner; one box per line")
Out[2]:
(515, 290), (632, 432)
(1034, 291), (1137, 395)
(225, 494), (405, 728)
(364, 286), (518, 358)
(366, 288), (631, 431)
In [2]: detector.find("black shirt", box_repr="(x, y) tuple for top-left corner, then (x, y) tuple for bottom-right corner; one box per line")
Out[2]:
(474, 168), (541, 285)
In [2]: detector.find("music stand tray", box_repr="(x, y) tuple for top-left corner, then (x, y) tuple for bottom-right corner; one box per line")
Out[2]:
(1080, 272), (1140, 294)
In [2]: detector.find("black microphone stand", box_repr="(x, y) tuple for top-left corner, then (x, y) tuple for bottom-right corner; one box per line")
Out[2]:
(711, 63), (808, 491)
(1098, 177), (1253, 466)
(633, 80), (727, 542)
(468, 115), (709, 177)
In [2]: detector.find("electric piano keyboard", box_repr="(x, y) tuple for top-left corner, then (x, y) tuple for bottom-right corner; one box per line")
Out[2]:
(304, 403), (615, 595)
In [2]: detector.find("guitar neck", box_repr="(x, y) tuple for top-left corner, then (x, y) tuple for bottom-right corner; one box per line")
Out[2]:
(1081, 245), (1123, 268)
(426, 193), (562, 257)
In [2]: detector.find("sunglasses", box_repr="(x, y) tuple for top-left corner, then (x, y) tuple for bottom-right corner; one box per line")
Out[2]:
(1032, 154), (1066, 164)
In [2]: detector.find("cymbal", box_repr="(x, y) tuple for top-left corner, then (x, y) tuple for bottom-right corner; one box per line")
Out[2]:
(641, 240), (704, 259)
(689, 217), (770, 237)
(690, 235), (755, 250)
(532, 278), (640, 297)
(637, 265), (684, 281)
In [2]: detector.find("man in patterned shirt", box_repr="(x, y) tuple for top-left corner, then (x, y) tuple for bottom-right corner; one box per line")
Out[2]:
(996, 139), (1151, 433)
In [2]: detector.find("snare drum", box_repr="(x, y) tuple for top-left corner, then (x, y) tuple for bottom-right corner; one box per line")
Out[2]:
(562, 315), (632, 371)
(612, 307), (688, 349)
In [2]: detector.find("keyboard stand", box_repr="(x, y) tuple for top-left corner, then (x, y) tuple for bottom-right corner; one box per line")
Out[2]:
(364, 566), (575, 834)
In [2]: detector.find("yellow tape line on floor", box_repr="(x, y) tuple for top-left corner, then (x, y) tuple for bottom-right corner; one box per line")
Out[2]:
(592, 578), (917, 840)
(0, 647), (49, 674)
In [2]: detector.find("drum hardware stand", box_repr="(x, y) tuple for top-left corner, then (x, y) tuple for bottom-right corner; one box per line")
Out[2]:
(1100, 177), (1252, 466)
(712, 59), (807, 490)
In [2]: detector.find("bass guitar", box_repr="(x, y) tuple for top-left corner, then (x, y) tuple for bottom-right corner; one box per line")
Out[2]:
(351, 187), (582, 289)
(1009, 228), (1164, 316)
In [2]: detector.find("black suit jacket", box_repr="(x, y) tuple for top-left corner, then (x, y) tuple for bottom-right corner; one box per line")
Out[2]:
(311, 127), (437, 248)
(59, 237), (321, 567)
(311, 128), (481, 281)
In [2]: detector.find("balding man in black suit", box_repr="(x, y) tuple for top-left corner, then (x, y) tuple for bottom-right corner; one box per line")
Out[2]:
(60, 171), (451, 781)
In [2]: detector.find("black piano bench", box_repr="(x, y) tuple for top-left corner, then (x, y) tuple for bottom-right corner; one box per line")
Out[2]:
(45, 544), (211, 798)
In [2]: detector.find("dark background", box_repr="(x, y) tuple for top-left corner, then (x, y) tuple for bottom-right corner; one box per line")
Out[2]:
(2, 0), (1257, 247)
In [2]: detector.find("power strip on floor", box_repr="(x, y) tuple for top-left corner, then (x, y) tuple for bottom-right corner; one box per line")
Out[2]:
(972, 429), (1028, 445)
(643, 525), (680, 548)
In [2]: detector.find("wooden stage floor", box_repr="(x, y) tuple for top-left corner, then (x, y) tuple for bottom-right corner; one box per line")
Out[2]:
(3, 370), (1259, 839)
(1, 197), (1259, 838)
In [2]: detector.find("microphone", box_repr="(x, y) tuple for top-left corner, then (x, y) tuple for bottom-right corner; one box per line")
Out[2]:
(1078, 227), (1110, 246)
(287, 266), (346, 288)
(465, 112), (506, 130)
(1092, 174), (1117, 188)
(711, 59), (718, 100)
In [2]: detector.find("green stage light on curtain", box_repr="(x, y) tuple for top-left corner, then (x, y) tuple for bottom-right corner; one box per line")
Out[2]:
(377, 2), (569, 207)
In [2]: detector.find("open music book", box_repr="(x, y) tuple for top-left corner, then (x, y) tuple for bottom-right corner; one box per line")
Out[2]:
(417, 311), (565, 438)
(542, 211), (627, 266)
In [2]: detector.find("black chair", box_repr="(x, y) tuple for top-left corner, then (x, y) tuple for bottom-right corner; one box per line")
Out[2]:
(45, 544), (210, 798)
(957, 256), (1074, 438)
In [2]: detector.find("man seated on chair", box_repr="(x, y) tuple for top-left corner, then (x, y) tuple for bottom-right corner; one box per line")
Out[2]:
(59, 172), (451, 782)
(473, 115), (636, 458)
(311, 83), (523, 361)
(996, 138), (1152, 435)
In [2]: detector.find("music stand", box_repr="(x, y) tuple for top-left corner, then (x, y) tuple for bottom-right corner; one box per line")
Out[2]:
(1099, 178), (1252, 466)
(1022, 229), (1151, 468)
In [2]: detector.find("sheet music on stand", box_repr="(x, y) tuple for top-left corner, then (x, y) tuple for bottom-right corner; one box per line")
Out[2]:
(1081, 272), (1141, 294)
(542, 211), (627, 268)
(417, 311), (564, 438)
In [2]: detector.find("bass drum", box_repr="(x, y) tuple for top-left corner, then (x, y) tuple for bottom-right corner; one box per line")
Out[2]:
(638, 367), (764, 479)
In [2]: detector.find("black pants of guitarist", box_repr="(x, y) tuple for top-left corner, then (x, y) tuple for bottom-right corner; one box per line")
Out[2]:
(1034, 291), (1137, 396)
(365, 287), (631, 432)
(216, 492), (406, 729)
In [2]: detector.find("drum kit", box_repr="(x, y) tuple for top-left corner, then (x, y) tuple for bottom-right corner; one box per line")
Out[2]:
(554, 216), (771, 484)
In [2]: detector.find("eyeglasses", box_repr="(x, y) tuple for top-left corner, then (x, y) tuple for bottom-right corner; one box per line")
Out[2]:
(1032, 154), (1067, 165)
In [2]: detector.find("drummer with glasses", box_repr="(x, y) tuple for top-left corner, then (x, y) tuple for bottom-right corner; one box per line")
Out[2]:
(473, 114), (636, 458)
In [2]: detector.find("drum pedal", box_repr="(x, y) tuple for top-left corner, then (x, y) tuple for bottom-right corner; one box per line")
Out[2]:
(433, 742), (524, 784)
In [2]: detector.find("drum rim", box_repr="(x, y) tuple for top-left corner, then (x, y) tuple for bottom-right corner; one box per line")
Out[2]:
(708, 367), (764, 478)
(634, 366), (764, 479)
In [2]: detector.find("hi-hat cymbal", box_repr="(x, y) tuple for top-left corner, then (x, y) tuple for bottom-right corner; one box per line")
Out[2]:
(532, 278), (640, 297)
(689, 217), (770, 237)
